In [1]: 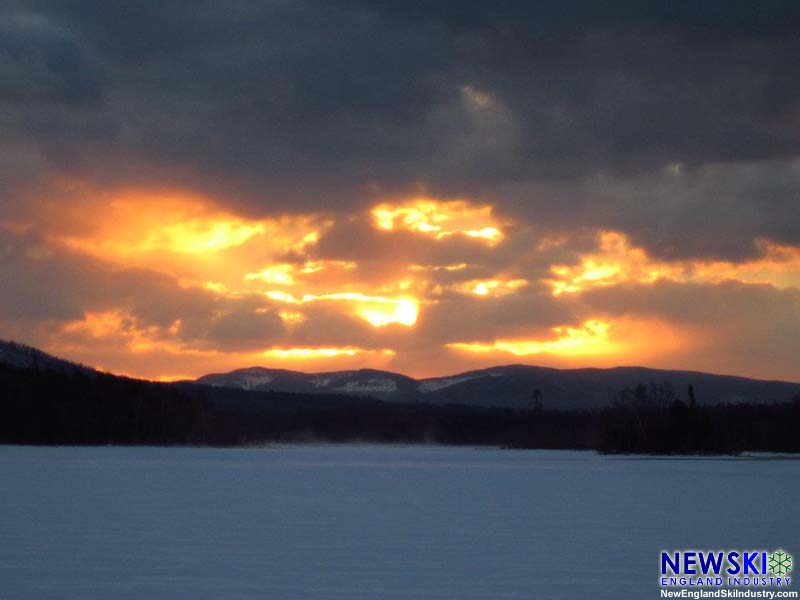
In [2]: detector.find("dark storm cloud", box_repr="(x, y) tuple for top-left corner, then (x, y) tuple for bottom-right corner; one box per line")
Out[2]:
(0, 11), (101, 106)
(2, 1), (800, 255)
(495, 161), (800, 261)
(592, 162), (800, 259)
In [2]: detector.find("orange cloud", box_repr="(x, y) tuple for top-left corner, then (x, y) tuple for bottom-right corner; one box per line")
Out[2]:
(60, 310), (185, 355)
(261, 347), (395, 359)
(446, 317), (693, 368)
(244, 260), (357, 286)
(8, 181), (798, 380)
(64, 193), (316, 254)
(51, 308), (398, 378)
(263, 291), (419, 328)
(371, 197), (504, 244)
(451, 278), (529, 298)
(39, 190), (328, 289)
(409, 263), (468, 272)
(277, 310), (306, 325)
(447, 320), (616, 357)
(548, 231), (800, 295)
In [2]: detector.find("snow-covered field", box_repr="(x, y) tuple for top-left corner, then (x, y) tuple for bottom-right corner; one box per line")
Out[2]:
(0, 445), (797, 599)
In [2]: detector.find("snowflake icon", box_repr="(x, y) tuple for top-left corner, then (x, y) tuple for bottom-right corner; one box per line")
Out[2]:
(768, 550), (793, 576)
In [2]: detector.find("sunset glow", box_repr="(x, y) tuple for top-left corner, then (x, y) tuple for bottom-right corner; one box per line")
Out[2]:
(454, 278), (529, 298)
(3, 183), (798, 382)
(49, 192), (329, 283)
(0, 66), (798, 395)
(372, 198), (504, 244)
(548, 232), (800, 296)
(261, 347), (393, 359)
(447, 320), (615, 357)
(261, 290), (419, 328)
(244, 260), (358, 287)
(8, 4), (800, 587)
(2, 183), (798, 381)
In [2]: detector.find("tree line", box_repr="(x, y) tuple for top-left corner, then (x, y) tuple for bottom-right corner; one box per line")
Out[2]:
(1, 363), (798, 453)
(600, 382), (800, 453)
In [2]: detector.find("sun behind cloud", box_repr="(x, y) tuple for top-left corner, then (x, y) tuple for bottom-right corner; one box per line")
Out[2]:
(2, 183), (799, 381)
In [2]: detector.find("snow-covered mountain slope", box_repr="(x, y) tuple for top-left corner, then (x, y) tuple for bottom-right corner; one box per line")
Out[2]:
(197, 363), (800, 410)
(2, 338), (798, 411)
(197, 367), (419, 401)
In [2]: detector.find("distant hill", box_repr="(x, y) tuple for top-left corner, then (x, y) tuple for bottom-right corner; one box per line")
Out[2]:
(2, 338), (798, 411)
(2, 338), (800, 453)
(0, 339), (94, 375)
(197, 364), (800, 410)
(0, 340), (601, 449)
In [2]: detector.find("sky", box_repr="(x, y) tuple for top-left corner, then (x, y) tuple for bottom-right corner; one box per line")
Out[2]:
(1, 1), (800, 382)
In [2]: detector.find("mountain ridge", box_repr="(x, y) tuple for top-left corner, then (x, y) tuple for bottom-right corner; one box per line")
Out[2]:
(197, 363), (800, 410)
(0, 339), (94, 376)
(2, 344), (799, 453)
(2, 339), (798, 411)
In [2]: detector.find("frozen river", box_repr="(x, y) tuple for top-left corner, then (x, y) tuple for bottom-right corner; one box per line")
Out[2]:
(1, 445), (797, 599)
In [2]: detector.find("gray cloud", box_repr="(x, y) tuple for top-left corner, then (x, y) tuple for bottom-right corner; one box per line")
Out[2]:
(2, 1), (800, 378)
(0, 1), (795, 240)
(0, 11), (101, 106)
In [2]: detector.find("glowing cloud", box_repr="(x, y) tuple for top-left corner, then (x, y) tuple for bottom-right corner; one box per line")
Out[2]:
(263, 291), (419, 328)
(158, 220), (266, 254)
(447, 320), (615, 357)
(47, 190), (328, 286)
(451, 278), (529, 298)
(60, 310), (179, 354)
(352, 296), (418, 327)
(277, 311), (307, 325)
(548, 232), (800, 295)
(8, 179), (799, 381)
(49, 309), (400, 379)
(409, 263), (468, 272)
(261, 347), (394, 359)
(245, 264), (297, 285)
(244, 260), (357, 286)
(371, 198), (504, 244)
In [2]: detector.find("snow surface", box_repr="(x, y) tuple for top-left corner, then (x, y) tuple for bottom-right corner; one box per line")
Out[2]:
(417, 371), (504, 392)
(417, 374), (481, 393)
(335, 378), (398, 393)
(1, 445), (797, 600)
(236, 374), (274, 390)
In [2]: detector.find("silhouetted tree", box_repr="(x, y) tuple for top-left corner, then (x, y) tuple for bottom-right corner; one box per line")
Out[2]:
(532, 388), (543, 413)
(2, 360), (800, 454)
(649, 381), (676, 407)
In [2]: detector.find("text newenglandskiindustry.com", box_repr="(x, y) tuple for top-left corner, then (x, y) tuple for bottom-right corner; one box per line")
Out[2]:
(660, 590), (798, 598)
